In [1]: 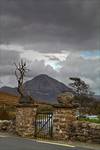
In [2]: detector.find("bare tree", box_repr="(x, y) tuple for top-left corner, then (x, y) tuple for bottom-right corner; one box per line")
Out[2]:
(14, 60), (28, 98)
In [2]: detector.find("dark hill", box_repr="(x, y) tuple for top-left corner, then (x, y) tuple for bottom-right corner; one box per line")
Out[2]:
(0, 86), (18, 95)
(24, 74), (72, 103)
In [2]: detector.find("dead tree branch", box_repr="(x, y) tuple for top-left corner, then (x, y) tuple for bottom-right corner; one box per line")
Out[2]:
(14, 60), (28, 97)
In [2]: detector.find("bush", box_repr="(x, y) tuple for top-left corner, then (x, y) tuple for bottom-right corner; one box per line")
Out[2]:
(37, 104), (53, 113)
(8, 111), (16, 120)
(0, 110), (10, 120)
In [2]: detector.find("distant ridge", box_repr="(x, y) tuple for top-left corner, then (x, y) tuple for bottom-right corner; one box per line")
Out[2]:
(0, 74), (72, 103)
(0, 86), (18, 95)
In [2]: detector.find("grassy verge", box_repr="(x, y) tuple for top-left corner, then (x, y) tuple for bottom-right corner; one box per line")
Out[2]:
(79, 117), (100, 124)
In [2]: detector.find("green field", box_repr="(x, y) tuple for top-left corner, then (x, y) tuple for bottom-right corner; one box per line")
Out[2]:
(79, 117), (100, 124)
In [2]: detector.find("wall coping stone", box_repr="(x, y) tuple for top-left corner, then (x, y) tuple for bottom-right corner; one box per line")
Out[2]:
(16, 103), (38, 108)
(53, 104), (77, 109)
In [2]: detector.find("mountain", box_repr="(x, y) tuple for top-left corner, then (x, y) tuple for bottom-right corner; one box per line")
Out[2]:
(94, 95), (100, 101)
(24, 74), (72, 103)
(0, 74), (72, 103)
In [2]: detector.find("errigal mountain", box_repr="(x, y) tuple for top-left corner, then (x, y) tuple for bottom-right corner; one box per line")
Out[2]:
(0, 74), (72, 103)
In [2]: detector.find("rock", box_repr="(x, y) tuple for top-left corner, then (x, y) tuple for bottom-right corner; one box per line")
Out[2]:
(0, 120), (15, 133)
(57, 92), (75, 107)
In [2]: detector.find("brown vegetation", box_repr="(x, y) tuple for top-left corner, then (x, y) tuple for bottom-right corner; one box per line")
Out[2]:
(0, 92), (19, 106)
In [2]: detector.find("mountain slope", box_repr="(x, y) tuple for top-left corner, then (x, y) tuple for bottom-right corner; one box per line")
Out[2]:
(0, 74), (72, 103)
(24, 74), (72, 103)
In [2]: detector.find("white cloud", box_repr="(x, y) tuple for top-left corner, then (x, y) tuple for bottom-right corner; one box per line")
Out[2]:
(20, 50), (69, 70)
(0, 44), (24, 52)
(0, 75), (16, 88)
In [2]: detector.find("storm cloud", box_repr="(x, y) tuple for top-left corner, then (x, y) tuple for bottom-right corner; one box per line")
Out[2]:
(0, 50), (20, 77)
(0, 0), (100, 52)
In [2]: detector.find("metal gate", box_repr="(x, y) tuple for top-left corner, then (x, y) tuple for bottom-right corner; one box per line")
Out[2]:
(35, 112), (53, 139)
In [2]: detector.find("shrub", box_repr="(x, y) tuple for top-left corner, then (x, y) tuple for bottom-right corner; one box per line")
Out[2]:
(0, 110), (10, 120)
(0, 109), (16, 120)
(37, 104), (53, 113)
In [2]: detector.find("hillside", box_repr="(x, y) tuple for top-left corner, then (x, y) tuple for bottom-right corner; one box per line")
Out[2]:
(0, 92), (19, 106)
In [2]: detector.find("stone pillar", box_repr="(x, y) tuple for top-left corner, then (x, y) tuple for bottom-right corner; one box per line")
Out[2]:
(53, 105), (77, 140)
(16, 104), (37, 137)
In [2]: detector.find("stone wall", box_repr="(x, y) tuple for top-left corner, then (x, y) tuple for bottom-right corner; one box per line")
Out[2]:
(53, 106), (77, 140)
(16, 104), (37, 137)
(15, 104), (100, 144)
(0, 120), (15, 134)
(53, 106), (100, 144)
(67, 121), (100, 144)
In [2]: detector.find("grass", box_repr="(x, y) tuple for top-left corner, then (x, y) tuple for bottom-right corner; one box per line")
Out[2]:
(0, 91), (19, 106)
(79, 117), (100, 124)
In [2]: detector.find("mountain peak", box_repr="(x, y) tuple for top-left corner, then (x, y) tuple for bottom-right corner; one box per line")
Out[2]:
(33, 74), (51, 80)
(25, 74), (72, 103)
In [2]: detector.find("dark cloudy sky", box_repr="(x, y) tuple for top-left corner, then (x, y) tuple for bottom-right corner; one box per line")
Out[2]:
(0, 0), (100, 94)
